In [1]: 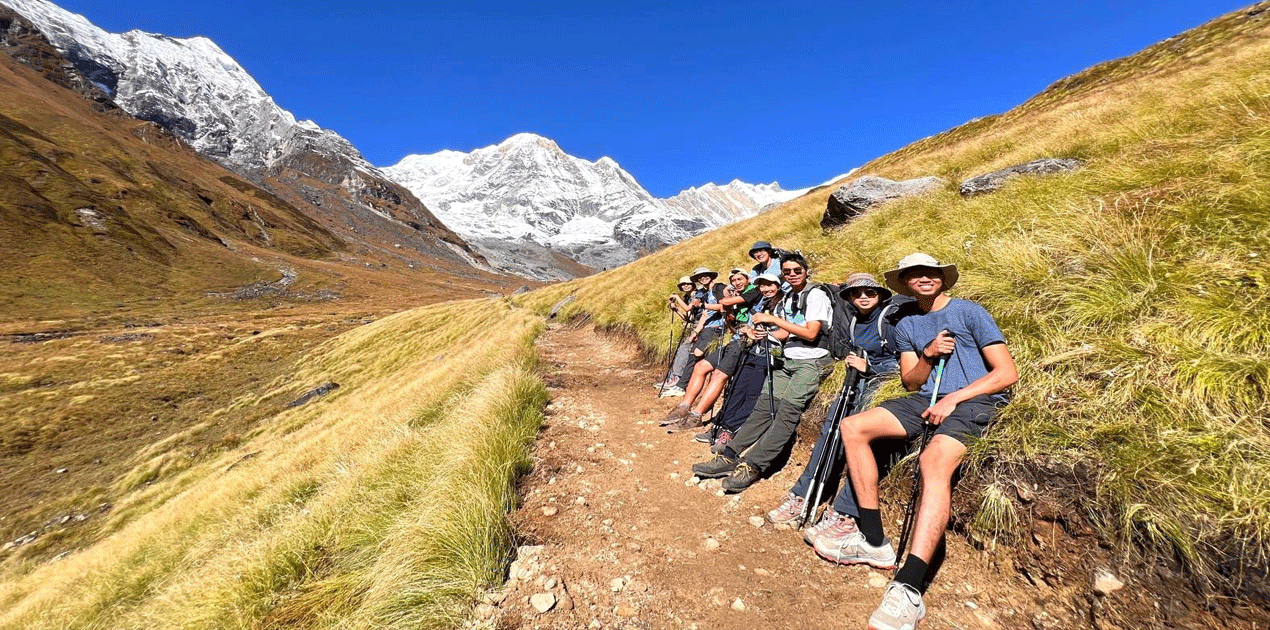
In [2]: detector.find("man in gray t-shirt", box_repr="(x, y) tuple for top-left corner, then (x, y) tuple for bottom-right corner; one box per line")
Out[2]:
(817, 253), (1019, 630)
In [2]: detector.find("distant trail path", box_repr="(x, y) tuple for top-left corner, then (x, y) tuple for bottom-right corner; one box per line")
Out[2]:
(493, 323), (1016, 629)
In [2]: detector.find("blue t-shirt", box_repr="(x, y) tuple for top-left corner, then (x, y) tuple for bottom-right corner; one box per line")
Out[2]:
(894, 298), (1008, 402)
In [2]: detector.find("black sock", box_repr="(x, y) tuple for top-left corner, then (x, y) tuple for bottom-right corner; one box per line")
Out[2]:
(858, 508), (884, 546)
(895, 554), (929, 593)
(721, 446), (738, 460)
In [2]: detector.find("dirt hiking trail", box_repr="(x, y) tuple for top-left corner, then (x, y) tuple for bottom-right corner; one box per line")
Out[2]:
(481, 323), (1051, 630)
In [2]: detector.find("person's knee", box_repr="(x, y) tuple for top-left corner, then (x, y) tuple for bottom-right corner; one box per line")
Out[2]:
(919, 436), (965, 482)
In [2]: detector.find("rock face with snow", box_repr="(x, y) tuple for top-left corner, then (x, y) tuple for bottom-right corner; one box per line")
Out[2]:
(385, 135), (803, 273)
(7, 0), (484, 269)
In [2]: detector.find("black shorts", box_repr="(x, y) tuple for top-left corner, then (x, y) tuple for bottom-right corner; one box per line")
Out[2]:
(706, 338), (747, 376)
(692, 326), (723, 355)
(877, 393), (1004, 445)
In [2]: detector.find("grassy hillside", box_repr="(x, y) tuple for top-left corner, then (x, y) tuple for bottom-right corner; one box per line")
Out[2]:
(0, 299), (546, 629)
(517, 3), (1270, 593)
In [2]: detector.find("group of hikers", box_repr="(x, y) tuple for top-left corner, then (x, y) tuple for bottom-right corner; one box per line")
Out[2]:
(655, 241), (1018, 630)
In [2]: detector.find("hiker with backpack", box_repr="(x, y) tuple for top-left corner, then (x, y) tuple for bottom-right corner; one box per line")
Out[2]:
(661, 269), (754, 432)
(691, 253), (835, 493)
(747, 241), (782, 280)
(661, 268), (728, 397)
(655, 276), (702, 392)
(819, 253), (1017, 630)
(765, 273), (918, 547)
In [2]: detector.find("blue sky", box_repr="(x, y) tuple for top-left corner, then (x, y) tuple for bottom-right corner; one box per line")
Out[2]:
(54, 0), (1246, 197)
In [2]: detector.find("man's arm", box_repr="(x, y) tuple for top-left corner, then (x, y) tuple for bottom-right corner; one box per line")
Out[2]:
(752, 313), (821, 341)
(923, 343), (1018, 424)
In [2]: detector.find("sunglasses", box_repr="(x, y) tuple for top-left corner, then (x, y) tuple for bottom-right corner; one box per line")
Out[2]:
(901, 267), (942, 280)
(781, 268), (806, 276)
(847, 288), (879, 297)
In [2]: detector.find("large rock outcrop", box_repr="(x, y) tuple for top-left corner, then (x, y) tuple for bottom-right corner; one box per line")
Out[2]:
(959, 158), (1083, 197)
(822, 176), (945, 228)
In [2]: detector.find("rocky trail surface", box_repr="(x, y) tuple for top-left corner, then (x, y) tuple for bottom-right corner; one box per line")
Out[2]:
(480, 323), (1038, 630)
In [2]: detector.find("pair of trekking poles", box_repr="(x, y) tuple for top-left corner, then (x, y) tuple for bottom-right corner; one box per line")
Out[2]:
(793, 337), (951, 570)
(657, 308), (696, 398)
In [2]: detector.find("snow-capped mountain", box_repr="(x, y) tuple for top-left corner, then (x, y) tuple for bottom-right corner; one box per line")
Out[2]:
(6, 0), (485, 270)
(662, 180), (805, 226)
(4, 0), (364, 173)
(385, 134), (802, 272)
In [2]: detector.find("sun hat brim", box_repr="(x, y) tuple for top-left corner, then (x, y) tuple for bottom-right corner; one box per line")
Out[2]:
(883, 254), (959, 297)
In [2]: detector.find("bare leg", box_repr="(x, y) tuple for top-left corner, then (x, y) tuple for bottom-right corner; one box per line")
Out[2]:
(907, 435), (964, 561)
(841, 407), (907, 510)
(692, 371), (730, 415)
(681, 359), (715, 407)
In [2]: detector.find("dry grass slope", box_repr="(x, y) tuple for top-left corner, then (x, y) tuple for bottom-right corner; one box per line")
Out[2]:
(517, 3), (1270, 596)
(0, 299), (547, 630)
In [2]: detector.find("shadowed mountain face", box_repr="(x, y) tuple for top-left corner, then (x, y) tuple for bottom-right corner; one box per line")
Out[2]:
(0, 6), (510, 318)
(4, 0), (487, 276)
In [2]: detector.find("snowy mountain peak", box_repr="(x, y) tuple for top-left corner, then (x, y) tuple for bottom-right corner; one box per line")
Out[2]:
(5, 0), (366, 173)
(383, 134), (806, 274)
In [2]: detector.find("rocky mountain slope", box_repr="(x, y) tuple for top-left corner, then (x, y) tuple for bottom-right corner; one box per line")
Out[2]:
(385, 133), (803, 274)
(0, 5), (511, 319)
(4, 0), (486, 274)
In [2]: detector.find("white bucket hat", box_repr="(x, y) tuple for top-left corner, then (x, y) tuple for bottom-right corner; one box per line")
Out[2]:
(883, 253), (959, 297)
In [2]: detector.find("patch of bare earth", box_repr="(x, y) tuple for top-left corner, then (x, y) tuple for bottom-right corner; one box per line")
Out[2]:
(487, 323), (1064, 630)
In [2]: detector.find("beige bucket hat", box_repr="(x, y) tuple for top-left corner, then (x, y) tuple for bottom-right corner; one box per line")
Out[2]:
(883, 253), (959, 297)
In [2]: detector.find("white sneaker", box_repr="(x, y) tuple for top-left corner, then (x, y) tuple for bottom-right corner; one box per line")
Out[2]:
(813, 532), (897, 569)
(804, 510), (857, 546)
(868, 582), (926, 630)
(658, 386), (686, 398)
(766, 492), (806, 524)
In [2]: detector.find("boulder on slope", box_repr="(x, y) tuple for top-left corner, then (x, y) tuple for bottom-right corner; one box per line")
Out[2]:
(822, 176), (945, 228)
(958, 158), (1083, 197)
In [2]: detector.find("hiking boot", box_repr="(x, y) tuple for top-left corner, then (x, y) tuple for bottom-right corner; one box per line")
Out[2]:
(814, 532), (897, 569)
(805, 511), (859, 546)
(868, 582), (926, 630)
(666, 411), (705, 433)
(709, 429), (734, 454)
(659, 404), (691, 426)
(658, 386), (686, 398)
(693, 429), (714, 444)
(722, 461), (762, 493)
(766, 492), (807, 525)
(692, 454), (738, 478)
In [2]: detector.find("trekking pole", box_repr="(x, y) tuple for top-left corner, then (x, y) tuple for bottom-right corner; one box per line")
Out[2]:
(710, 359), (741, 442)
(800, 350), (865, 528)
(896, 340), (949, 569)
(764, 334), (776, 428)
(657, 309), (677, 397)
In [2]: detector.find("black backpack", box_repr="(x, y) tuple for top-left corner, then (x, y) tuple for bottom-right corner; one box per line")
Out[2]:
(794, 285), (918, 360)
(789, 283), (853, 360)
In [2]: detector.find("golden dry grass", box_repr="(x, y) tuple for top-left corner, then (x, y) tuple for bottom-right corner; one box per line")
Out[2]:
(0, 299), (546, 629)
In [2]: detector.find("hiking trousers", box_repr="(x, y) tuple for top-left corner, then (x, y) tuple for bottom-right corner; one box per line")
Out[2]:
(669, 338), (694, 383)
(731, 355), (834, 472)
(715, 352), (767, 433)
(788, 377), (898, 517)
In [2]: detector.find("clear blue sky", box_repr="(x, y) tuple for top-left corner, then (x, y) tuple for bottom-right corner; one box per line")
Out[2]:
(54, 0), (1247, 197)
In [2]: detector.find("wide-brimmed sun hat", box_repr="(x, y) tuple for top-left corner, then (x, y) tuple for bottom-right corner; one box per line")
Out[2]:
(839, 272), (892, 301)
(690, 267), (719, 281)
(753, 272), (781, 285)
(677, 276), (693, 286)
(748, 241), (774, 259)
(883, 253), (959, 297)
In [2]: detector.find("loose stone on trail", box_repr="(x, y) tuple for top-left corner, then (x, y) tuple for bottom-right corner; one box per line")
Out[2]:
(541, 506), (559, 516)
(748, 516), (765, 528)
(731, 598), (747, 612)
(529, 592), (556, 613)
